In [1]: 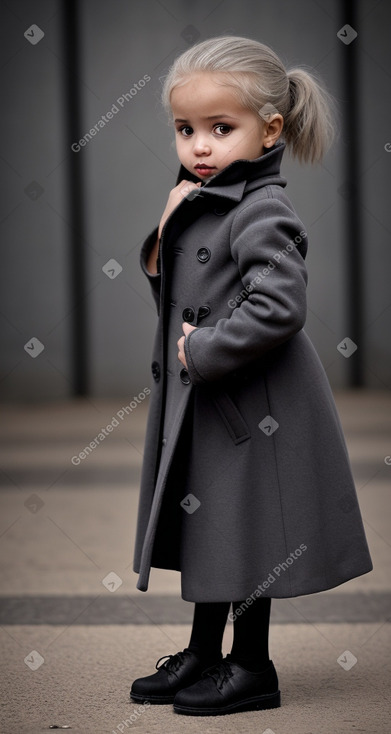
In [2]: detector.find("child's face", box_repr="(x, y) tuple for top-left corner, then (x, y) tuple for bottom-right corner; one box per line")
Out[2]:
(170, 72), (270, 180)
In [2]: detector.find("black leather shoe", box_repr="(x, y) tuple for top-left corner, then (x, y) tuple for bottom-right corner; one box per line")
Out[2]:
(130, 648), (222, 704)
(173, 654), (280, 716)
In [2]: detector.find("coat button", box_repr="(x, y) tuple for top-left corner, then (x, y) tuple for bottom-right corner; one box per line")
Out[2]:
(182, 307), (195, 322)
(197, 247), (211, 263)
(180, 368), (191, 385)
(214, 207), (227, 216)
(151, 361), (160, 382)
(197, 305), (211, 323)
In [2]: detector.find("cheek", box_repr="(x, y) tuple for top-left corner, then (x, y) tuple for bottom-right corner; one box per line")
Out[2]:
(220, 138), (235, 150)
(177, 138), (190, 155)
(175, 139), (186, 157)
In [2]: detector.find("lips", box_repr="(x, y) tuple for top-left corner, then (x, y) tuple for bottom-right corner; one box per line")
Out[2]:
(195, 164), (216, 175)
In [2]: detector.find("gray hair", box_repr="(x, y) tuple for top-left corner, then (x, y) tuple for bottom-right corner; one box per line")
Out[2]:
(161, 36), (336, 164)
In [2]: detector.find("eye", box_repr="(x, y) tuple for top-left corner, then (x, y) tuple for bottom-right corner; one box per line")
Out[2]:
(214, 124), (232, 136)
(177, 125), (193, 137)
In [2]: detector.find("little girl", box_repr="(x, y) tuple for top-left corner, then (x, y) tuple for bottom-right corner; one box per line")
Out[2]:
(131, 36), (372, 716)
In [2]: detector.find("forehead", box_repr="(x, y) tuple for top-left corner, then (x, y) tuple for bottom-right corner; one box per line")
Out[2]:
(170, 72), (246, 119)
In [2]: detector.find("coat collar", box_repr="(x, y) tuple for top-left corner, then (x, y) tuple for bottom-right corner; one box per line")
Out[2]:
(175, 140), (287, 203)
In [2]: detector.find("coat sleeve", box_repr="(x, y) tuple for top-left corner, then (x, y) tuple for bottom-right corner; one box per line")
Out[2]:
(184, 196), (308, 384)
(140, 226), (161, 313)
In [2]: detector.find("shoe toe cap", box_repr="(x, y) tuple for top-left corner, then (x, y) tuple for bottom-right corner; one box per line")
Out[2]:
(130, 672), (163, 696)
(174, 678), (222, 707)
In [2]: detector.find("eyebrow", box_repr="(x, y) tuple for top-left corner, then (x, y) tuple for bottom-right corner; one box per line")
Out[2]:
(174, 114), (239, 122)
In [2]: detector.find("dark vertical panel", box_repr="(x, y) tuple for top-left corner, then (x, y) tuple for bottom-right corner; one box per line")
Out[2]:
(61, 0), (89, 395)
(340, 0), (364, 386)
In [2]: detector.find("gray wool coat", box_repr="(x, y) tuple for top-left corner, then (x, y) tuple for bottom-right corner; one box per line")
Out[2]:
(133, 140), (372, 603)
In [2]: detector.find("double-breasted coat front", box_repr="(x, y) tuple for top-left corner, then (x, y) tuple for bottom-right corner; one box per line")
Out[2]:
(133, 141), (372, 603)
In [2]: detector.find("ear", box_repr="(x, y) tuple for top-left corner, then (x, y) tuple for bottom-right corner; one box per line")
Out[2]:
(262, 114), (284, 148)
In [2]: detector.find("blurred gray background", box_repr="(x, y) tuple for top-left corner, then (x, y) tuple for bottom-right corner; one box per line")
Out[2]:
(1, 5), (391, 731)
(1, 0), (390, 400)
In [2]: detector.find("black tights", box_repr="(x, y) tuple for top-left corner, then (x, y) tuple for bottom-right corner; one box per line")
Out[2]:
(187, 597), (271, 673)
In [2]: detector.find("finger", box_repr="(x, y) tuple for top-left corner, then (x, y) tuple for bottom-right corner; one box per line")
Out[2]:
(179, 181), (202, 194)
(179, 180), (201, 187)
(182, 322), (197, 336)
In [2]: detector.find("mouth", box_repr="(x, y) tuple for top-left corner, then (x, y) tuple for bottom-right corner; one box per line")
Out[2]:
(194, 164), (216, 176)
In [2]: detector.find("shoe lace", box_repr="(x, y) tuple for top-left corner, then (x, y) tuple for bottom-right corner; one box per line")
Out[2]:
(202, 659), (234, 690)
(155, 649), (190, 674)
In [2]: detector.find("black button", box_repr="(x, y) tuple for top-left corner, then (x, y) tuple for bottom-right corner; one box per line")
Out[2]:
(182, 307), (195, 322)
(214, 207), (227, 216)
(151, 361), (160, 382)
(180, 368), (191, 385)
(197, 305), (211, 323)
(197, 247), (211, 263)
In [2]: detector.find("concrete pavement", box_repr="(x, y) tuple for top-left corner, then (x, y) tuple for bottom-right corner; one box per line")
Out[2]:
(0, 391), (390, 733)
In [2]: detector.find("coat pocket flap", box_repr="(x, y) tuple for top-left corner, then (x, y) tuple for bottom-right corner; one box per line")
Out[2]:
(212, 391), (251, 445)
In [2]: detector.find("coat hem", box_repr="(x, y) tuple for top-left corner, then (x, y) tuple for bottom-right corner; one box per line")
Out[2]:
(179, 564), (373, 603)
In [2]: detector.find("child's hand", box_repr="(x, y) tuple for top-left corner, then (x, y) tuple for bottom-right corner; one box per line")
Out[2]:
(158, 181), (202, 239)
(177, 322), (197, 369)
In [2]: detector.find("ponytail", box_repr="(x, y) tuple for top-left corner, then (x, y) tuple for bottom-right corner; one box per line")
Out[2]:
(283, 68), (337, 163)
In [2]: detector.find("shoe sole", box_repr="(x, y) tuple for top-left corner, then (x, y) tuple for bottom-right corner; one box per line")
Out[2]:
(130, 691), (174, 705)
(173, 690), (281, 716)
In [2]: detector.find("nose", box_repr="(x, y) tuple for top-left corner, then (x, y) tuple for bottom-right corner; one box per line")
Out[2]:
(192, 134), (211, 156)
